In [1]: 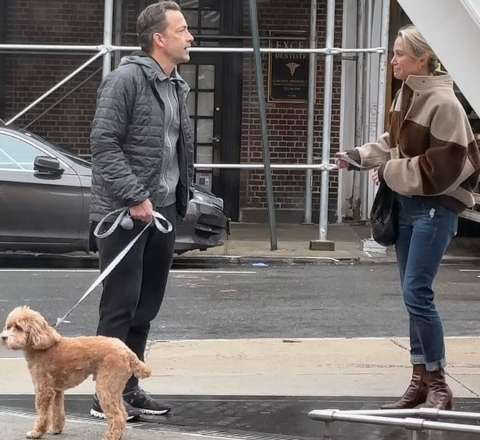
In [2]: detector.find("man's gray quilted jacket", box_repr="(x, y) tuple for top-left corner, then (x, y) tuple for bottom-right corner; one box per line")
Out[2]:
(89, 52), (194, 222)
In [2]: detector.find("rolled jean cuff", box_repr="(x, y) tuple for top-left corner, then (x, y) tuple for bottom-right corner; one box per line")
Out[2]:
(426, 359), (446, 372)
(411, 354), (425, 365)
(412, 355), (446, 371)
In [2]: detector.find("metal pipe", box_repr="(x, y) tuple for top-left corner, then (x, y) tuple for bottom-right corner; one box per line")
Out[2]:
(113, 0), (124, 68)
(5, 50), (106, 126)
(337, 0), (357, 224)
(0, 43), (385, 54)
(112, 46), (385, 54)
(103, 0), (114, 78)
(319, 0), (335, 240)
(360, 0), (373, 220)
(24, 67), (103, 129)
(355, 0), (366, 222)
(0, 42), (385, 54)
(248, 0), (277, 251)
(308, 409), (480, 434)
(0, 44), (104, 51)
(304, 0), (318, 224)
(194, 163), (337, 170)
(376, 0), (390, 137)
(335, 408), (480, 421)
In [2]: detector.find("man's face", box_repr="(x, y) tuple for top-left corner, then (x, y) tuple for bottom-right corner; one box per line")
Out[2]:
(156, 10), (194, 66)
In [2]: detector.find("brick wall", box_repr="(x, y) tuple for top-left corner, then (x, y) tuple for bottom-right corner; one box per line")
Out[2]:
(1, 0), (345, 223)
(2, 0), (104, 156)
(240, 0), (343, 222)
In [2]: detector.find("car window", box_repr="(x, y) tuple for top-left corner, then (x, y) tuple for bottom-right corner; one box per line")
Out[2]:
(0, 133), (43, 171)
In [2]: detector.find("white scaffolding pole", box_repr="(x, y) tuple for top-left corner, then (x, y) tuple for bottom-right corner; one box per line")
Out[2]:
(304, 0), (318, 224)
(103, 0), (114, 79)
(318, 0), (335, 244)
(377, 0), (390, 141)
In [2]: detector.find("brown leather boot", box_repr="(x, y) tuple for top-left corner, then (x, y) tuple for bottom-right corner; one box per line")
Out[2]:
(423, 369), (453, 410)
(381, 364), (427, 409)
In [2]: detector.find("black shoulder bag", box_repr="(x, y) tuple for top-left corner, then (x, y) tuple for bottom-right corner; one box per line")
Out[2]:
(370, 181), (398, 246)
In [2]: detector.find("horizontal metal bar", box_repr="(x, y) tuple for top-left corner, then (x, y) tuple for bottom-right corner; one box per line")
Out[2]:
(114, 45), (385, 54)
(339, 408), (480, 422)
(308, 409), (480, 434)
(0, 43), (385, 55)
(193, 163), (338, 170)
(0, 44), (104, 51)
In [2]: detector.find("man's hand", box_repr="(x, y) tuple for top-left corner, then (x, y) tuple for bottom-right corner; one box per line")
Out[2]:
(129, 199), (154, 223)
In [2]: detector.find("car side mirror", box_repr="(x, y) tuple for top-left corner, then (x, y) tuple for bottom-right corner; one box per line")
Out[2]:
(34, 155), (64, 178)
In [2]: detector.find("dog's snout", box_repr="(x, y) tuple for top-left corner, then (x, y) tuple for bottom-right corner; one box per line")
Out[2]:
(0, 333), (7, 343)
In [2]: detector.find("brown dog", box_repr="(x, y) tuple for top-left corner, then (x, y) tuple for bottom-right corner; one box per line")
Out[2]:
(0, 306), (151, 440)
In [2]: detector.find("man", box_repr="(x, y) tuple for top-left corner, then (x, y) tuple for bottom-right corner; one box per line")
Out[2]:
(89, 1), (194, 419)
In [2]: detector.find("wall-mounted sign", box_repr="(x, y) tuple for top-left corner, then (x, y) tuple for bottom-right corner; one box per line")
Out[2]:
(268, 33), (309, 102)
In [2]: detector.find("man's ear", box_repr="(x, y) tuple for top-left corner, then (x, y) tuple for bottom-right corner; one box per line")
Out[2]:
(153, 32), (166, 49)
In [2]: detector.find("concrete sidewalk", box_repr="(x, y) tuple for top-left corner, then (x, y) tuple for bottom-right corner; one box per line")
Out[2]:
(2, 337), (480, 398)
(176, 222), (480, 265)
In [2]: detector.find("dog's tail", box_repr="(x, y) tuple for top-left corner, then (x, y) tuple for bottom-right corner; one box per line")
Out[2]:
(130, 354), (152, 379)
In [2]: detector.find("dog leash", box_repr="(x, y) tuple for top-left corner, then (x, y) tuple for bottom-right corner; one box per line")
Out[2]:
(55, 208), (173, 328)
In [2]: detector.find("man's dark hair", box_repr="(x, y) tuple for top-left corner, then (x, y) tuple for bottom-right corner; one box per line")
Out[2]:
(137, 1), (181, 53)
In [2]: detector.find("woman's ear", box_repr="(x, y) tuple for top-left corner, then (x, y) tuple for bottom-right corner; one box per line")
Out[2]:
(418, 54), (429, 71)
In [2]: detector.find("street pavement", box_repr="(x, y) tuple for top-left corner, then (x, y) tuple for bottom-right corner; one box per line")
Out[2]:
(1, 222), (480, 439)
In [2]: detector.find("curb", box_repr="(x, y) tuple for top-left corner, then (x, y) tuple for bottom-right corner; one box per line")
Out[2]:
(1, 252), (479, 269)
(173, 255), (360, 267)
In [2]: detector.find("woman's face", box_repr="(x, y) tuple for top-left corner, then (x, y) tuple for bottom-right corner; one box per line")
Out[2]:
(391, 37), (429, 81)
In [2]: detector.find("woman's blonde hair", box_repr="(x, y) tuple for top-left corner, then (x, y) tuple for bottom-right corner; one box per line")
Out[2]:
(397, 25), (440, 73)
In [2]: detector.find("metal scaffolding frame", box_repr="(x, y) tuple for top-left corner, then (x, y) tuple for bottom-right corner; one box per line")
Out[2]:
(309, 407), (480, 439)
(0, 0), (387, 251)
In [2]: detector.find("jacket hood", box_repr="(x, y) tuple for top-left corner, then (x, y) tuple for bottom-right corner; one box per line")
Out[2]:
(120, 51), (188, 89)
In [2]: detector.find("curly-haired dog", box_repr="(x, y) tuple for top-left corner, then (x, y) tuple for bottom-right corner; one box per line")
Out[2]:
(0, 306), (151, 440)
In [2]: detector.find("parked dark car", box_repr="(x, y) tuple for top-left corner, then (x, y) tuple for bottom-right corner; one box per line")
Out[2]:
(0, 125), (228, 254)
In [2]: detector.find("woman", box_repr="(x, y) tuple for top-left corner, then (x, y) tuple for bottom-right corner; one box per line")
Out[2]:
(337, 25), (480, 410)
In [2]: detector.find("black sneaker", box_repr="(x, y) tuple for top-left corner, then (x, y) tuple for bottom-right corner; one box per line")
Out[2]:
(90, 394), (141, 421)
(123, 387), (171, 415)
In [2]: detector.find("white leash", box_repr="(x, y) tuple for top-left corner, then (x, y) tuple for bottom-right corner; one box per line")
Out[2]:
(55, 208), (173, 328)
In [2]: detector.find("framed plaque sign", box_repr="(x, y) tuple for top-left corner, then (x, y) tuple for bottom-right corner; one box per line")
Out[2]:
(268, 33), (309, 102)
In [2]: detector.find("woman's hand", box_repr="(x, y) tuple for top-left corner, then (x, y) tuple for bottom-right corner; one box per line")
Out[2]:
(335, 152), (350, 169)
(372, 164), (385, 185)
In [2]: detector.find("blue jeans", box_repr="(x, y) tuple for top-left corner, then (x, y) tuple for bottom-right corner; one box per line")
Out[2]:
(395, 195), (458, 371)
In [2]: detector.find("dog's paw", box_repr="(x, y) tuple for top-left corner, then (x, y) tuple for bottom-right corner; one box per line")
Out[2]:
(26, 430), (42, 439)
(47, 428), (63, 435)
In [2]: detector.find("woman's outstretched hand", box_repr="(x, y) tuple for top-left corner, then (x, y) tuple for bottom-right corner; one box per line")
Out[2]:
(335, 152), (350, 169)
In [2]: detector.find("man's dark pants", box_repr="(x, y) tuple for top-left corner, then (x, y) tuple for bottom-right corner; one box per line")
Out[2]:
(95, 203), (177, 391)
